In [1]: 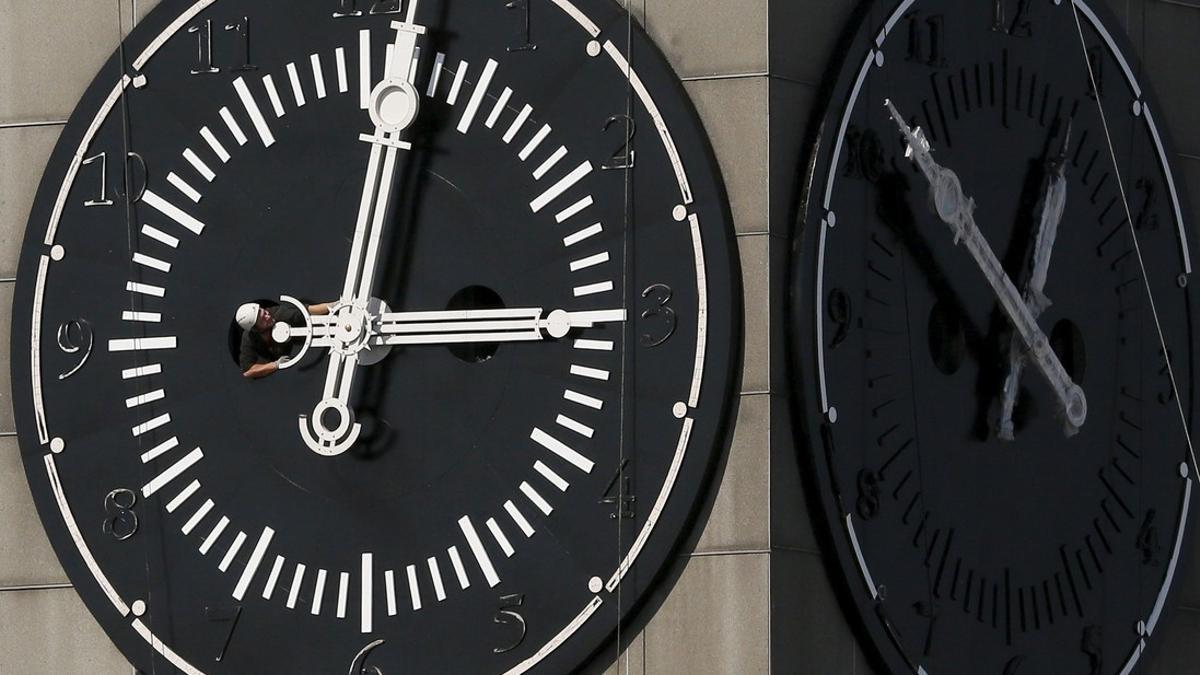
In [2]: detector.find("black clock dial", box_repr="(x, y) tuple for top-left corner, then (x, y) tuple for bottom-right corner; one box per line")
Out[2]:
(789, 1), (1196, 674)
(12, 1), (741, 673)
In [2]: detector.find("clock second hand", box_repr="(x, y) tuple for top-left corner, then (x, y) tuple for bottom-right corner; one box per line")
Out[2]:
(301, 7), (426, 456)
(997, 123), (1072, 440)
(884, 99), (1088, 435)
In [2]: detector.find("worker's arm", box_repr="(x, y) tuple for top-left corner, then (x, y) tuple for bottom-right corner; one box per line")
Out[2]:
(243, 361), (279, 380)
(308, 302), (334, 316)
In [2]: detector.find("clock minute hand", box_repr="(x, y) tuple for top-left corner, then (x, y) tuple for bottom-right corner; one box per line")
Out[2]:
(997, 123), (1072, 440)
(884, 99), (1087, 434)
(299, 308), (629, 348)
(301, 9), (426, 457)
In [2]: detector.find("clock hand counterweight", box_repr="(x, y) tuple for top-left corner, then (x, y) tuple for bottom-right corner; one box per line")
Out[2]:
(883, 99), (1087, 434)
(302, 7), (426, 456)
(997, 123), (1072, 440)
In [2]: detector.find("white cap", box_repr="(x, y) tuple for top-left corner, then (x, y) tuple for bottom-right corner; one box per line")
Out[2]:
(235, 303), (261, 331)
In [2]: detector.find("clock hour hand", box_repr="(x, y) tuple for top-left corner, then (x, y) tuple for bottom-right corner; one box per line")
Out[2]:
(303, 8), (426, 457)
(884, 99), (1087, 434)
(287, 308), (629, 348)
(997, 123), (1072, 440)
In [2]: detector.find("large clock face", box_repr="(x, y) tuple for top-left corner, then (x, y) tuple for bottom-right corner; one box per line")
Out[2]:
(790, 1), (1196, 674)
(11, 1), (741, 672)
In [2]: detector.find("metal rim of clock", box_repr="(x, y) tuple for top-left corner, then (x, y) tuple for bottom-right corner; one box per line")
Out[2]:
(788, 1), (1198, 673)
(9, 0), (738, 673)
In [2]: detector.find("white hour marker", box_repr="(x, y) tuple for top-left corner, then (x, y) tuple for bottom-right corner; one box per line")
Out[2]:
(503, 105), (533, 144)
(570, 364), (610, 381)
(534, 460), (570, 491)
(426, 52), (446, 97)
(199, 516), (230, 555)
(122, 311), (161, 324)
(234, 528), (274, 600)
(142, 189), (206, 235)
(485, 87), (513, 128)
(200, 126), (231, 162)
(385, 569), (398, 616)
(142, 447), (203, 497)
(556, 196), (593, 223)
(457, 59), (498, 134)
(125, 388), (165, 408)
(504, 500), (535, 538)
(531, 428), (594, 473)
(574, 281), (614, 297)
(218, 531), (247, 572)
(530, 161), (594, 213)
(446, 61), (469, 105)
(569, 252), (609, 272)
(533, 146), (568, 180)
(447, 546), (470, 590)
(182, 149), (215, 182)
(428, 557), (447, 602)
(337, 572), (350, 619)
(458, 516), (500, 588)
(573, 338), (613, 352)
(520, 482), (553, 515)
(233, 77), (276, 147)
(133, 252), (171, 273)
(219, 107), (249, 146)
(486, 517), (515, 557)
(311, 53), (328, 99)
(165, 479), (200, 513)
(123, 363), (163, 380)
(563, 389), (603, 410)
(167, 172), (201, 203)
(127, 282), (165, 298)
(311, 569), (328, 615)
(556, 414), (595, 438)
(140, 436), (179, 463)
(286, 63), (306, 107)
(263, 555), (286, 600)
(132, 413), (171, 437)
(287, 564), (306, 609)
(519, 125), (552, 161)
(359, 29), (372, 109)
(109, 336), (176, 352)
(335, 47), (349, 93)
(263, 75), (286, 117)
(361, 553), (373, 633)
(182, 498), (214, 535)
(141, 224), (179, 248)
(564, 224), (603, 247)
(406, 564), (422, 610)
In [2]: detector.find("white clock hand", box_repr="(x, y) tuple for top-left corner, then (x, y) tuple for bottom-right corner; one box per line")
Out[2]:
(997, 123), (1072, 440)
(303, 9), (426, 457)
(885, 99), (1087, 434)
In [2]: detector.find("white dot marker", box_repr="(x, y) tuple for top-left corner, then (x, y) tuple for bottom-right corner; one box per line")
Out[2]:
(132, 600), (146, 617)
(1137, 620), (1147, 636)
(673, 205), (688, 222)
(1181, 462), (1190, 479)
(672, 402), (688, 419)
(588, 576), (603, 593)
(50, 437), (65, 454)
(1132, 100), (1143, 117)
(827, 211), (837, 228)
(827, 407), (839, 424)
(50, 245), (65, 261)
(132, 74), (148, 89)
(874, 51), (885, 67)
(586, 41), (602, 58)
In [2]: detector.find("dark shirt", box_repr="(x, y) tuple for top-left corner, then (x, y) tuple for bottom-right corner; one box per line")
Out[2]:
(239, 304), (305, 371)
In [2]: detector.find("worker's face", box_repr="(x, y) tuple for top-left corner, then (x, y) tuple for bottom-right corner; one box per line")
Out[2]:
(255, 307), (275, 332)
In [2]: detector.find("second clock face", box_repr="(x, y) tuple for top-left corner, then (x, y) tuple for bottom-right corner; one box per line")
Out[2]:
(12, 1), (740, 673)
(791, 1), (1196, 674)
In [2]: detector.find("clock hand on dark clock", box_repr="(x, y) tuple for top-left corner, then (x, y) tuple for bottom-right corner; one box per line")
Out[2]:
(300, 5), (426, 457)
(997, 122), (1073, 440)
(280, 307), (629, 348)
(884, 99), (1087, 434)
